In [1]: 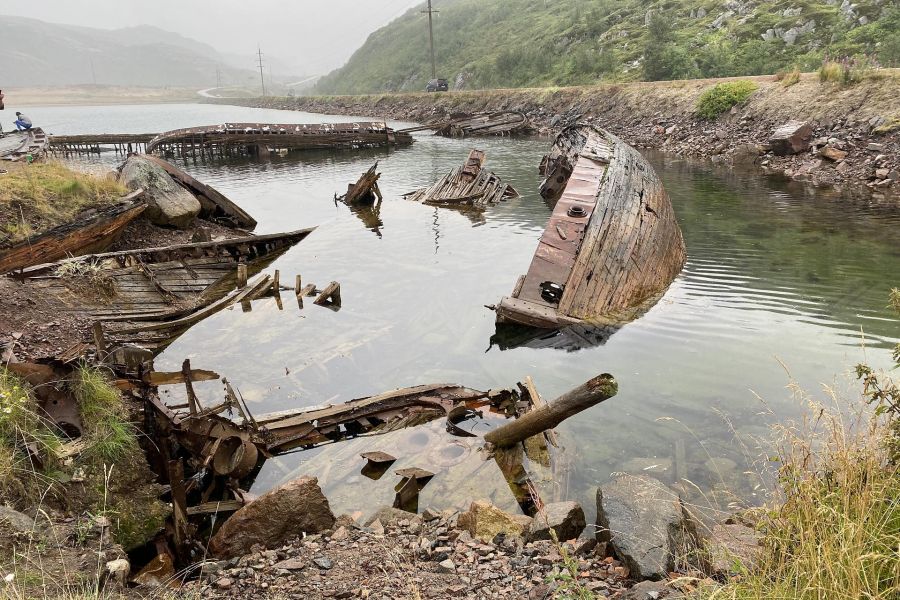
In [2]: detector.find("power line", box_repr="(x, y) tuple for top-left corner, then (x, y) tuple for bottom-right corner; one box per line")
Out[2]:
(421, 0), (439, 79)
(256, 45), (267, 97)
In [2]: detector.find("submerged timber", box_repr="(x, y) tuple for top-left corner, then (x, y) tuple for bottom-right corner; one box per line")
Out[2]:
(404, 149), (519, 209)
(496, 124), (686, 329)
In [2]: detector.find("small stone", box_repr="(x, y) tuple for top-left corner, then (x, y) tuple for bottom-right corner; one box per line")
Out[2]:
(818, 145), (848, 162)
(331, 526), (349, 541)
(437, 558), (456, 573)
(313, 556), (334, 570)
(273, 558), (305, 571)
(867, 143), (885, 152)
(104, 559), (130, 587)
(875, 168), (890, 179)
(215, 577), (234, 590)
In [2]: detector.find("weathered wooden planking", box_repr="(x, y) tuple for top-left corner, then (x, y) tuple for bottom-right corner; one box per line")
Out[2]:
(140, 154), (257, 229)
(496, 124), (686, 329)
(404, 149), (518, 209)
(0, 191), (145, 275)
(337, 163), (382, 205)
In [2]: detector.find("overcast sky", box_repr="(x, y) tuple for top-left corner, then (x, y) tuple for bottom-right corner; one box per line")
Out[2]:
(1, 0), (424, 75)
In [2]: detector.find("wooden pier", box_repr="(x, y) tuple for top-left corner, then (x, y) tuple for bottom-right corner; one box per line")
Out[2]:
(48, 133), (156, 155)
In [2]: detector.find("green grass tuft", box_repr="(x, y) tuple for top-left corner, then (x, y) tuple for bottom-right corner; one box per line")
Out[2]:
(71, 365), (137, 465)
(695, 81), (758, 119)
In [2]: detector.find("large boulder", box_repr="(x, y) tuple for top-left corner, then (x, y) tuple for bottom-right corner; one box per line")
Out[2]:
(209, 476), (335, 558)
(596, 475), (699, 580)
(457, 499), (532, 541)
(119, 155), (200, 228)
(526, 501), (586, 542)
(769, 120), (813, 156)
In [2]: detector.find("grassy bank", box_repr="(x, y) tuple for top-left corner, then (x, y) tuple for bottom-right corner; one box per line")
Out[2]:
(0, 162), (125, 244)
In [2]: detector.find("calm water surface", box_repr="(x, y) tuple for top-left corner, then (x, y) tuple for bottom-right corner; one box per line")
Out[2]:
(34, 103), (900, 519)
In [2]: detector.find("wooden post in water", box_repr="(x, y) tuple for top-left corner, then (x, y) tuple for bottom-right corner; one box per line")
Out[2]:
(295, 274), (302, 296)
(484, 374), (618, 448)
(237, 263), (248, 288)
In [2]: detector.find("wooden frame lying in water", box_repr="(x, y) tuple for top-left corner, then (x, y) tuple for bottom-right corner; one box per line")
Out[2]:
(404, 149), (519, 209)
(495, 124), (687, 329)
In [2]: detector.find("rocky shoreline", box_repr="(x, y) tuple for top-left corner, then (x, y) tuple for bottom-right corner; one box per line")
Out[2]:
(211, 72), (900, 204)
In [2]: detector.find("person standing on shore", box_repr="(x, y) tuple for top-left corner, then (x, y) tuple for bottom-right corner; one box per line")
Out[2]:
(14, 112), (32, 131)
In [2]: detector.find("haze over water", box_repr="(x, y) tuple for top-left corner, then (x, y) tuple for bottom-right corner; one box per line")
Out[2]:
(36, 103), (900, 519)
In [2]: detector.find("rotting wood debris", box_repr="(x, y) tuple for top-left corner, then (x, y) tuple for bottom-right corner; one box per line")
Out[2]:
(403, 149), (519, 210)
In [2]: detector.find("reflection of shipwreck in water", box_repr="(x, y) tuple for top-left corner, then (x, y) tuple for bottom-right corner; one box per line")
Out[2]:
(404, 149), (519, 211)
(494, 124), (686, 338)
(490, 321), (622, 352)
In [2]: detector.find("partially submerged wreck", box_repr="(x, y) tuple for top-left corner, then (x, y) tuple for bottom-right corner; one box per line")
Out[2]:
(432, 111), (532, 138)
(404, 149), (519, 209)
(146, 122), (413, 158)
(495, 124), (686, 329)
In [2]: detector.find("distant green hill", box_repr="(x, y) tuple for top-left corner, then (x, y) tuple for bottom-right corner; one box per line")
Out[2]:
(315, 0), (900, 94)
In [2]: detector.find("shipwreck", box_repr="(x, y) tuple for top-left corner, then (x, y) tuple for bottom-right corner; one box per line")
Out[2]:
(404, 149), (519, 210)
(494, 124), (686, 329)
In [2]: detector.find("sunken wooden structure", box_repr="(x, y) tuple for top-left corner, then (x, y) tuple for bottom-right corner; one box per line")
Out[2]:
(0, 190), (146, 275)
(404, 149), (519, 209)
(400, 111), (532, 137)
(336, 162), (382, 205)
(146, 122), (413, 158)
(495, 124), (686, 329)
(15, 229), (314, 360)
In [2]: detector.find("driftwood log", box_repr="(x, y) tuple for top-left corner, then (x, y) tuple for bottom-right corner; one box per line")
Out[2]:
(484, 374), (618, 448)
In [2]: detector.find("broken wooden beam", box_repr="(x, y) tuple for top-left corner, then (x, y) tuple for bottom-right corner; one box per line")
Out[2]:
(337, 162), (381, 205)
(313, 281), (341, 306)
(484, 374), (618, 448)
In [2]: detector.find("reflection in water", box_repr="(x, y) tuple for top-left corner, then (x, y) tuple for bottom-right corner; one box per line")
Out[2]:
(490, 322), (621, 352)
(35, 103), (900, 519)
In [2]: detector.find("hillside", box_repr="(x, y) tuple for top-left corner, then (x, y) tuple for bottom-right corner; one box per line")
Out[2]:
(315, 0), (900, 94)
(0, 17), (261, 88)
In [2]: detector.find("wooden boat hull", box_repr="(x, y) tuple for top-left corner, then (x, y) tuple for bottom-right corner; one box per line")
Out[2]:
(496, 124), (686, 329)
(0, 190), (145, 275)
(404, 149), (519, 210)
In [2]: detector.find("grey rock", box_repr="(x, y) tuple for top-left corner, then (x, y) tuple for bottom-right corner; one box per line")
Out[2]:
(619, 580), (684, 599)
(209, 476), (335, 558)
(105, 558), (130, 587)
(596, 475), (699, 581)
(364, 506), (421, 528)
(0, 506), (36, 533)
(705, 523), (763, 575)
(696, 7), (706, 17)
(119, 155), (200, 229)
(313, 556), (333, 570)
(527, 501), (586, 542)
(438, 558), (456, 573)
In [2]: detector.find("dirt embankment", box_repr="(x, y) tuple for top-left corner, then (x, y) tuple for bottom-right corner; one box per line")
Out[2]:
(214, 72), (900, 202)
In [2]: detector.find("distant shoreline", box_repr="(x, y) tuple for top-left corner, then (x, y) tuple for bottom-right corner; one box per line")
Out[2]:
(5, 85), (202, 107)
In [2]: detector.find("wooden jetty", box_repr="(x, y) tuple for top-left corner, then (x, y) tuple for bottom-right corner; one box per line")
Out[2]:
(495, 124), (686, 329)
(404, 149), (519, 209)
(14, 229), (315, 359)
(146, 122), (413, 158)
(48, 133), (156, 155)
(0, 190), (146, 275)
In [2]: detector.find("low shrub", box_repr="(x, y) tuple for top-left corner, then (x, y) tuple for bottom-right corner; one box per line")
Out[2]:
(781, 69), (801, 87)
(695, 81), (758, 119)
(819, 55), (882, 86)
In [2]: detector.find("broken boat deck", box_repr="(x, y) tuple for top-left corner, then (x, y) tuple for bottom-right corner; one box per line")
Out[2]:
(404, 149), (519, 209)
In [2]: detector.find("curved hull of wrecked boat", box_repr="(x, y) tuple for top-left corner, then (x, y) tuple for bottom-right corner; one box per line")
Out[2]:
(495, 124), (687, 329)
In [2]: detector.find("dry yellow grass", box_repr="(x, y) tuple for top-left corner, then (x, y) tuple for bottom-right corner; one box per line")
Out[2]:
(0, 161), (125, 243)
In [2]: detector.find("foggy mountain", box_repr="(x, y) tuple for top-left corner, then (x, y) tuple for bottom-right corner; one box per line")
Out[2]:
(0, 16), (300, 88)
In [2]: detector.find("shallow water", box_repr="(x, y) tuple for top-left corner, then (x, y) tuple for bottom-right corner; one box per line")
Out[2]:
(32, 103), (900, 518)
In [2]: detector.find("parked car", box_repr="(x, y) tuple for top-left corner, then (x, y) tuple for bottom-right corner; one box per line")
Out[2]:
(425, 78), (449, 92)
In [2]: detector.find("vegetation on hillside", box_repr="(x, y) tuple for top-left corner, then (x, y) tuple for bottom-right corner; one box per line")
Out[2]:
(316, 0), (900, 94)
(0, 162), (125, 244)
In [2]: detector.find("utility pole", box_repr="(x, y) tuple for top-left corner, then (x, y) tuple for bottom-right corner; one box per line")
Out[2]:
(256, 46), (267, 97)
(422, 0), (438, 79)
